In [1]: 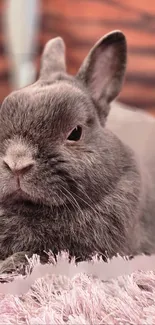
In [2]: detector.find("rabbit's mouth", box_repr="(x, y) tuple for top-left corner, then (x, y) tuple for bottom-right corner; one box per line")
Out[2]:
(1, 186), (34, 203)
(0, 174), (38, 204)
(0, 166), (69, 207)
(0, 177), (66, 208)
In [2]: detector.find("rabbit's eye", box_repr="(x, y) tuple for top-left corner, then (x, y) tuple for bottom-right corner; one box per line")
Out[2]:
(67, 126), (82, 141)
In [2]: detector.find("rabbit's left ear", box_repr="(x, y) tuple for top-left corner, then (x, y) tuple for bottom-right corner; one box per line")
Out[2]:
(39, 37), (66, 80)
(77, 31), (127, 106)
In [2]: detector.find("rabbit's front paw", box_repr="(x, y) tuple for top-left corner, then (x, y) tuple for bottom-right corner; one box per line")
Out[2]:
(0, 251), (30, 275)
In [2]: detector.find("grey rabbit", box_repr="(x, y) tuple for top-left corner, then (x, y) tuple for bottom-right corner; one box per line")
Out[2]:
(0, 30), (155, 272)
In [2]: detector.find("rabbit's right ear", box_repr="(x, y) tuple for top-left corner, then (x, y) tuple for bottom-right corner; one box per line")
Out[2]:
(39, 37), (66, 80)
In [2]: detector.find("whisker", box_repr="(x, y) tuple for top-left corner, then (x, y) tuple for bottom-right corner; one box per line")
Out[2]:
(60, 185), (85, 220)
(56, 189), (74, 216)
(73, 187), (125, 252)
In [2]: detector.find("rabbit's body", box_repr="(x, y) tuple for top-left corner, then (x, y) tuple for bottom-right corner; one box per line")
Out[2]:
(108, 103), (155, 254)
(0, 31), (155, 266)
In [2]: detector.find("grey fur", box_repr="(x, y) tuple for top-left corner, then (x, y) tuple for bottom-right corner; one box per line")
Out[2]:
(0, 30), (155, 271)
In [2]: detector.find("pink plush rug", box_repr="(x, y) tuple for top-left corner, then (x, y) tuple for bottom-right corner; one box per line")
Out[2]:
(0, 253), (155, 324)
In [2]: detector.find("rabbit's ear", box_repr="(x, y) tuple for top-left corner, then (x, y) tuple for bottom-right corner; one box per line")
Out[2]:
(39, 37), (66, 80)
(77, 31), (127, 108)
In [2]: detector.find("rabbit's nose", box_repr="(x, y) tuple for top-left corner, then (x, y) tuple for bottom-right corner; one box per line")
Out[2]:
(3, 159), (34, 176)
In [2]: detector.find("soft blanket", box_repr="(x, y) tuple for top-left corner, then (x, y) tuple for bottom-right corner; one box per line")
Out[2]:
(0, 253), (155, 324)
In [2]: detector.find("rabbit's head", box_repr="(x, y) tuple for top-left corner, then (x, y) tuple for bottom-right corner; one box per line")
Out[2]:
(0, 31), (127, 210)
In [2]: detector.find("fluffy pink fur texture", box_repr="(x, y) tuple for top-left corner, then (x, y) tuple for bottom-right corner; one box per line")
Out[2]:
(0, 253), (155, 324)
